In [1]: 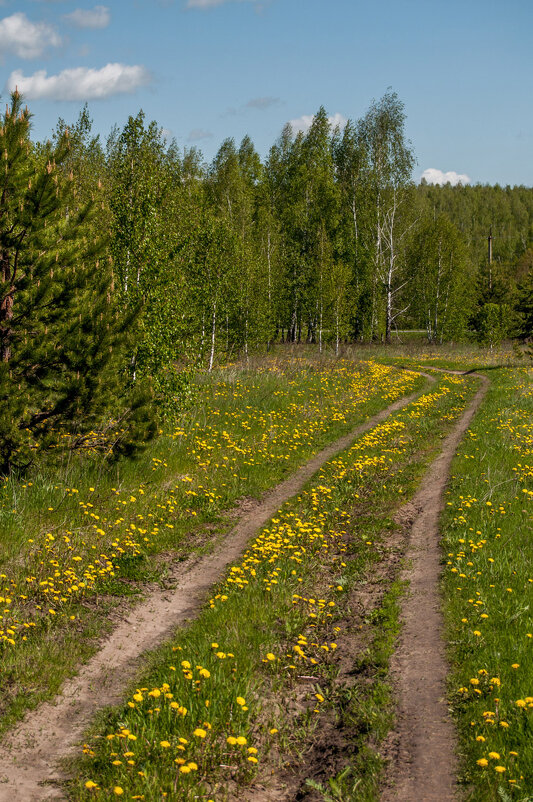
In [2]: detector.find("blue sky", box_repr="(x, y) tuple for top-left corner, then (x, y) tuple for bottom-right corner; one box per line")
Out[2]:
(1, 0), (531, 186)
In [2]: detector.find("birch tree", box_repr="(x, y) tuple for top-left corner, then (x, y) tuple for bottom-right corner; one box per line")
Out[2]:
(333, 121), (373, 338)
(407, 214), (470, 342)
(357, 91), (415, 341)
(107, 112), (190, 406)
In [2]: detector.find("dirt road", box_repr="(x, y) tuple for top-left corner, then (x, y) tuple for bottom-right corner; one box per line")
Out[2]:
(0, 382), (428, 802)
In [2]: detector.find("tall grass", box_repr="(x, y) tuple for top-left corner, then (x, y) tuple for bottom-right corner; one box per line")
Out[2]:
(442, 366), (533, 800)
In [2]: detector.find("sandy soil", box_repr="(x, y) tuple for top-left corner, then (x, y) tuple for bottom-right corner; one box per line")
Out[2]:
(381, 371), (489, 802)
(0, 385), (425, 802)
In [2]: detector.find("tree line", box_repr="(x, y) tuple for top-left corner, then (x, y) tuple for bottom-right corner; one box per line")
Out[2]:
(1, 89), (531, 472)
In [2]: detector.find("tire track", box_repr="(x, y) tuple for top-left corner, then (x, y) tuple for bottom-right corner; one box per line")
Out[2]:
(381, 370), (489, 802)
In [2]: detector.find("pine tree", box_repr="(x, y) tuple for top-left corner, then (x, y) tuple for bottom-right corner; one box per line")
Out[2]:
(0, 91), (155, 475)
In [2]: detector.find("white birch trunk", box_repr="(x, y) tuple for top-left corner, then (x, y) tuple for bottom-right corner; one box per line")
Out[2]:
(208, 303), (216, 372)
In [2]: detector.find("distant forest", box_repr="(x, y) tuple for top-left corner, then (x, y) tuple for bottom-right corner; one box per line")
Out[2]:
(1, 89), (532, 469)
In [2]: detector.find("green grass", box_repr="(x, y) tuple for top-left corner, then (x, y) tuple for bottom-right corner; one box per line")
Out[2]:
(66, 370), (479, 801)
(334, 338), (522, 372)
(5, 343), (521, 802)
(441, 365), (533, 800)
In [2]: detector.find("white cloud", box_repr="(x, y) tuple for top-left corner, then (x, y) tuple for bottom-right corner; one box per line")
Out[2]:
(289, 112), (348, 135)
(289, 114), (314, 134)
(420, 168), (471, 186)
(245, 96), (280, 110)
(6, 63), (151, 100)
(0, 12), (61, 59)
(328, 112), (348, 131)
(186, 0), (258, 8)
(187, 128), (213, 141)
(63, 6), (110, 29)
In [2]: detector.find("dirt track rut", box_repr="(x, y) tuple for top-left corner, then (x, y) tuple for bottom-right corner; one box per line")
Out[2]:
(381, 370), (489, 801)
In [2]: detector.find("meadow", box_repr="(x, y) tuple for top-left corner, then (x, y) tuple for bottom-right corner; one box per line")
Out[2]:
(0, 356), (420, 735)
(67, 365), (478, 800)
(0, 344), (531, 802)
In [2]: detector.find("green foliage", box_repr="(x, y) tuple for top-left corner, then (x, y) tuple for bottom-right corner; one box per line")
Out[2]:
(358, 91), (416, 342)
(406, 214), (471, 341)
(99, 92), (529, 360)
(207, 136), (271, 359)
(475, 302), (511, 348)
(3, 86), (531, 455)
(417, 181), (533, 272)
(0, 91), (155, 475)
(107, 111), (197, 411)
(416, 181), (533, 336)
(514, 270), (533, 341)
